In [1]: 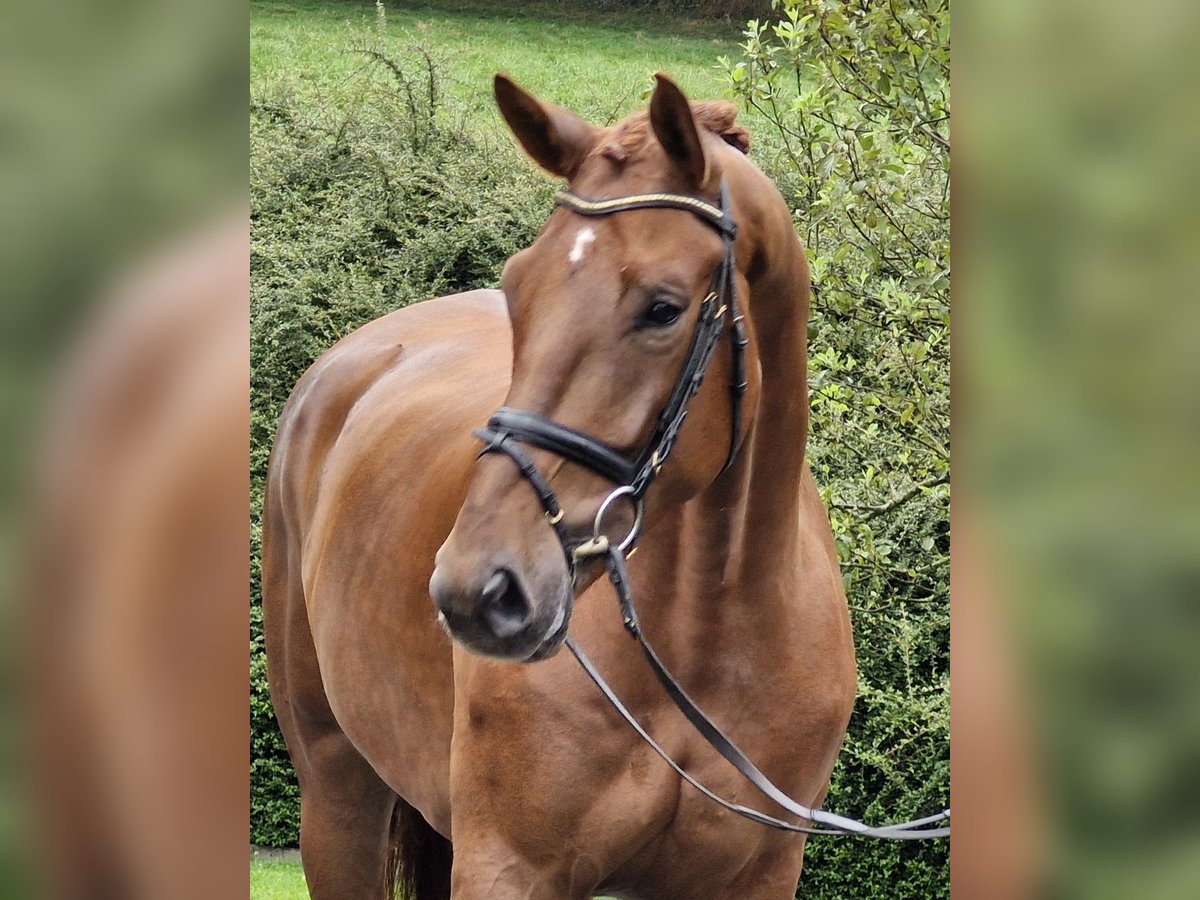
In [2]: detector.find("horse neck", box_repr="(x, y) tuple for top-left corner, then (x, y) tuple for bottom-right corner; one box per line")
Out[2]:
(672, 193), (812, 597)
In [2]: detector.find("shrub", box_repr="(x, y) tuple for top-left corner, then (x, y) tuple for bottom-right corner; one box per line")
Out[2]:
(722, 1), (950, 896)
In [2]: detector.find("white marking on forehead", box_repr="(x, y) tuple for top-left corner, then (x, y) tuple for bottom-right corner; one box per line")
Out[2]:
(568, 227), (596, 264)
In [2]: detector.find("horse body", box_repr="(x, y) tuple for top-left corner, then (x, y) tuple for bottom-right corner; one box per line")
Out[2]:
(265, 291), (505, 835)
(264, 75), (855, 899)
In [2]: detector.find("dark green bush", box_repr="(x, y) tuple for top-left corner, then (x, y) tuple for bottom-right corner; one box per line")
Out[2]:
(250, 605), (300, 847)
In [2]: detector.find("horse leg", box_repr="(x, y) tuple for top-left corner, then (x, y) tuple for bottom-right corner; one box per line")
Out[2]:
(295, 731), (399, 899)
(447, 833), (598, 900)
(449, 858), (579, 899)
(301, 740), (453, 900)
(712, 839), (810, 900)
(715, 782), (833, 899)
(266, 607), (401, 899)
(263, 518), (401, 899)
(270, 613), (452, 900)
(708, 782), (831, 899)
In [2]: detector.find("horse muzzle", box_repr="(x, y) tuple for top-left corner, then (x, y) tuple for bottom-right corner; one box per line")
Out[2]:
(429, 559), (572, 662)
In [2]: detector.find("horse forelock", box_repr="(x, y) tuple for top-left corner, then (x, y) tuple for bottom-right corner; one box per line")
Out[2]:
(592, 100), (751, 165)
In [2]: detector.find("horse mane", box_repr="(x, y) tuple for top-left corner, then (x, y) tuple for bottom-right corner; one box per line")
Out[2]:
(593, 101), (751, 164)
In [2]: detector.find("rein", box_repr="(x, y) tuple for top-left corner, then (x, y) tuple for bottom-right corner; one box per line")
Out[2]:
(473, 179), (949, 841)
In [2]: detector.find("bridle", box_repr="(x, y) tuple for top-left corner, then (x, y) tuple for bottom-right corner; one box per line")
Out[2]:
(471, 178), (950, 841)
(475, 178), (747, 577)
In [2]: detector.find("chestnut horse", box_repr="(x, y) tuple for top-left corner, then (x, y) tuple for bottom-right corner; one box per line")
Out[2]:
(263, 74), (856, 899)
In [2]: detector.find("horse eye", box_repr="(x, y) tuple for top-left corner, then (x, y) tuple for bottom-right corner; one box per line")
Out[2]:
(639, 300), (683, 329)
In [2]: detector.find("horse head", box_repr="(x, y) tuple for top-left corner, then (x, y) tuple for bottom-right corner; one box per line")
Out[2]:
(430, 73), (762, 661)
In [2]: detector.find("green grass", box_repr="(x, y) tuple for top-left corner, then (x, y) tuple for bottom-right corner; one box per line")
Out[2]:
(251, 860), (307, 899)
(249, 858), (631, 900)
(251, 0), (747, 130)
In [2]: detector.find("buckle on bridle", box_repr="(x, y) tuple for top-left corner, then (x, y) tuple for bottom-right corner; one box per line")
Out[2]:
(571, 535), (609, 562)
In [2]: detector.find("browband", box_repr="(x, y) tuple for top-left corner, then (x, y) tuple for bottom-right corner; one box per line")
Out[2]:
(553, 191), (738, 240)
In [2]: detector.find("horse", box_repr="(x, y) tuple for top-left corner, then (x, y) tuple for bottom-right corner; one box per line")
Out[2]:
(263, 73), (856, 899)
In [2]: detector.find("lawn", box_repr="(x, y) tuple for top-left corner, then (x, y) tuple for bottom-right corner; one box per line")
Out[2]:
(249, 859), (627, 900)
(251, 860), (307, 899)
(251, 0), (749, 131)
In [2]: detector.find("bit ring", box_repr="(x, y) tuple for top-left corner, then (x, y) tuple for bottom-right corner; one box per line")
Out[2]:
(593, 485), (644, 554)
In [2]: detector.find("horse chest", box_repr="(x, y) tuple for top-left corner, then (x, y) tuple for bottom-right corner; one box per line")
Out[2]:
(600, 747), (808, 897)
(474, 659), (813, 884)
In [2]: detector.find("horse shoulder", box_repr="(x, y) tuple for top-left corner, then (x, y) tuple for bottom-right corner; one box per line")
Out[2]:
(269, 290), (509, 537)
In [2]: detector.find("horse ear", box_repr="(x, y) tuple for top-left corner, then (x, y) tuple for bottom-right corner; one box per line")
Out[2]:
(650, 73), (708, 188)
(494, 74), (598, 180)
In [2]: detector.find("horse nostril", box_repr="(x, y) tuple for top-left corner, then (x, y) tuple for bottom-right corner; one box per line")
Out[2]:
(480, 569), (530, 639)
(480, 570), (509, 606)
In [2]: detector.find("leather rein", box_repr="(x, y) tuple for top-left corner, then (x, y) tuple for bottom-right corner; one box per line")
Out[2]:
(473, 179), (950, 841)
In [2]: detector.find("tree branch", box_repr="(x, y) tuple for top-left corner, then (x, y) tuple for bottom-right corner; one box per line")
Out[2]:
(853, 471), (950, 523)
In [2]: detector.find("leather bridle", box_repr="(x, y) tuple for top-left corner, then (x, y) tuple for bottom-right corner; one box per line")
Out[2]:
(475, 178), (747, 576)
(470, 179), (950, 841)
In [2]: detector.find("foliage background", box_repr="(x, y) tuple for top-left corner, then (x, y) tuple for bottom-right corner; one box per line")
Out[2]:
(250, 1), (948, 895)
(723, 2), (949, 894)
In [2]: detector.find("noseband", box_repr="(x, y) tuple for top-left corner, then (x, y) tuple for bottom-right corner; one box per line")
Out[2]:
(474, 178), (748, 570)
(468, 178), (950, 841)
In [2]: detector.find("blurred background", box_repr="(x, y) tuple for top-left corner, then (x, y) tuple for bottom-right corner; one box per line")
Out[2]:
(2, 0), (247, 897)
(958, 0), (1200, 896)
(1, 0), (1197, 897)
